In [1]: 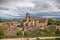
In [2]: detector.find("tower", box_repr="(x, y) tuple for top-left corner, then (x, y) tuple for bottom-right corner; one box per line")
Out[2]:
(26, 13), (31, 22)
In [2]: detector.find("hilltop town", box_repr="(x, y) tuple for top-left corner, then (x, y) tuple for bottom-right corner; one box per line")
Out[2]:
(0, 13), (60, 38)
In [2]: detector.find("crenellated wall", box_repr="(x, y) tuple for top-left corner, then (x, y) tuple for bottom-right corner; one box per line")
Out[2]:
(20, 13), (48, 27)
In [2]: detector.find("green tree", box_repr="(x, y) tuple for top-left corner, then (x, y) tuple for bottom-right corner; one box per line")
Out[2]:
(55, 21), (60, 26)
(48, 19), (56, 25)
(48, 19), (60, 26)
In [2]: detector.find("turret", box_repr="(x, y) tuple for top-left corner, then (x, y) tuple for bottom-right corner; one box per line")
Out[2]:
(26, 13), (31, 22)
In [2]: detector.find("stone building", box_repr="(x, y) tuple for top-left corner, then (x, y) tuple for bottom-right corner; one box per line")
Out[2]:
(20, 13), (48, 28)
(0, 13), (49, 36)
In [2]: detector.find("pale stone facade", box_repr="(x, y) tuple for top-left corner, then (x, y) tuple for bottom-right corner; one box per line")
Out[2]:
(20, 13), (48, 27)
(0, 13), (49, 36)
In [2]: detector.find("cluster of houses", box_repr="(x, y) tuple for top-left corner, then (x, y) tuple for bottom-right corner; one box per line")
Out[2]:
(0, 13), (60, 36)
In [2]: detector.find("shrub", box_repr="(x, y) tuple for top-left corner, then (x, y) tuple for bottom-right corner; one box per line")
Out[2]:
(48, 19), (60, 26)
(0, 27), (5, 38)
(55, 38), (60, 40)
(17, 31), (22, 37)
(55, 21), (60, 26)
(48, 19), (56, 25)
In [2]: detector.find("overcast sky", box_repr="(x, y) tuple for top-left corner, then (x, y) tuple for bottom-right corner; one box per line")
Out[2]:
(0, 0), (60, 19)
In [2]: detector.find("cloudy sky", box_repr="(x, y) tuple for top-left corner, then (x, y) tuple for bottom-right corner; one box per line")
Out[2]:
(0, 0), (60, 19)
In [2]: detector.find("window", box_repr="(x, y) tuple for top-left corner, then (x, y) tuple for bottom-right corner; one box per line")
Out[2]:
(26, 23), (28, 26)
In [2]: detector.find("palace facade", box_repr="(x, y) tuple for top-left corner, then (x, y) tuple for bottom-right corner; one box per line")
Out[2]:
(20, 13), (48, 27)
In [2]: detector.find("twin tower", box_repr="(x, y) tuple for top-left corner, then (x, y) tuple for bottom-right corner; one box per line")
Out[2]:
(20, 13), (48, 27)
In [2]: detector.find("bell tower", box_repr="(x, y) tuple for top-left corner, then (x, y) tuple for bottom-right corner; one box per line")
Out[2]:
(26, 13), (31, 22)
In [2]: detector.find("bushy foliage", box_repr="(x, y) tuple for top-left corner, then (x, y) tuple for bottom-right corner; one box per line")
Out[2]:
(55, 21), (60, 26)
(55, 29), (60, 36)
(48, 19), (56, 25)
(17, 31), (22, 37)
(55, 38), (60, 40)
(48, 19), (60, 26)
(0, 19), (4, 22)
(43, 27), (55, 36)
(0, 27), (5, 38)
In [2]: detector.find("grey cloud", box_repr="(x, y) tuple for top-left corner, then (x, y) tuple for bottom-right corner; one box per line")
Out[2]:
(0, 0), (60, 19)
(0, 0), (60, 13)
(55, 0), (60, 3)
(0, 0), (23, 4)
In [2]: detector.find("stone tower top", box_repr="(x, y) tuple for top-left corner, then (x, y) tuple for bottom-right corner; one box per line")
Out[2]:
(26, 12), (30, 16)
(26, 12), (30, 17)
(26, 13), (31, 22)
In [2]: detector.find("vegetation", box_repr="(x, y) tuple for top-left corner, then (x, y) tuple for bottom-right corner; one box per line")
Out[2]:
(48, 19), (60, 26)
(48, 19), (56, 25)
(0, 27), (5, 38)
(0, 18), (60, 38)
(43, 27), (55, 36)
(0, 19), (4, 22)
(55, 29), (60, 36)
(55, 38), (60, 40)
(48, 19), (60, 36)
(17, 31), (22, 37)
(24, 32), (39, 37)
(55, 21), (60, 26)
